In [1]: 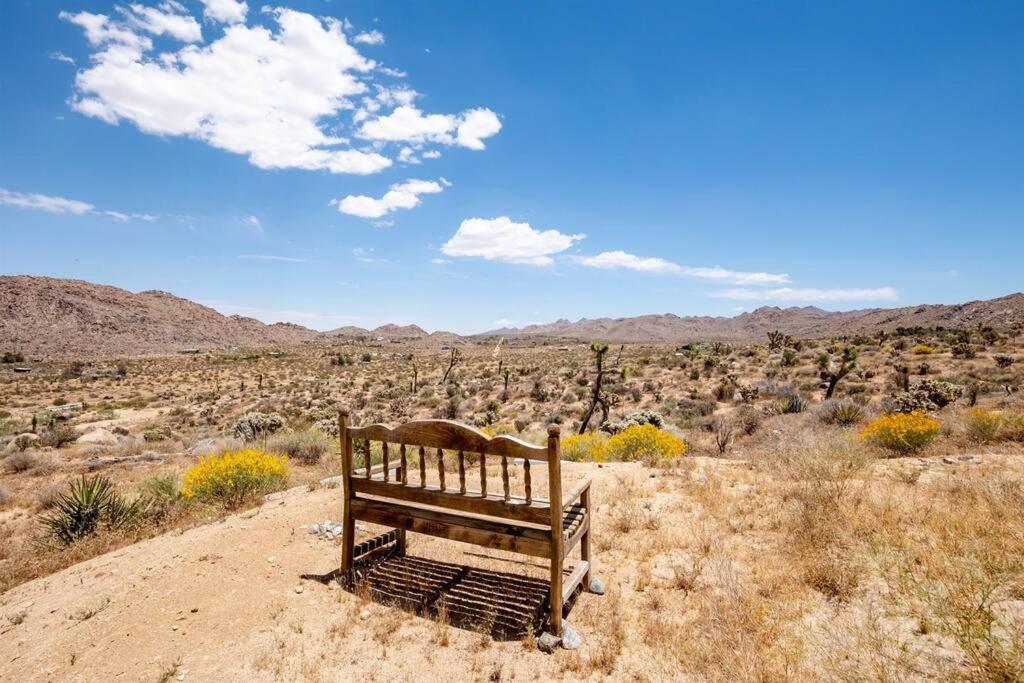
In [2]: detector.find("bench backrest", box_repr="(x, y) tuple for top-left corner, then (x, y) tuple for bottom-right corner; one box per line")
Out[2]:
(338, 410), (562, 527)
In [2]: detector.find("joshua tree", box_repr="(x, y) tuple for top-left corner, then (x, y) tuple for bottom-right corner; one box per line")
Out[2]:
(767, 330), (785, 351)
(818, 345), (858, 400)
(439, 347), (463, 384)
(411, 362), (418, 392)
(579, 342), (621, 434)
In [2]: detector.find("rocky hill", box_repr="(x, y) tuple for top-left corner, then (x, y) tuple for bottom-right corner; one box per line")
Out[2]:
(0, 275), (319, 358)
(3, 275), (1023, 357)
(483, 294), (1024, 342)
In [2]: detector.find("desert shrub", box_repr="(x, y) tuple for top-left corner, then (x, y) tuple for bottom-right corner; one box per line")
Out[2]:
(993, 354), (1015, 368)
(267, 429), (330, 465)
(1000, 413), (1024, 442)
(232, 412), (286, 442)
(8, 433), (38, 452)
(860, 412), (940, 455)
(818, 399), (864, 426)
(0, 484), (11, 509)
(2, 351), (25, 363)
(887, 379), (963, 413)
(603, 424), (686, 464)
(2, 451), (38, 474)
(735, 405), (762, 435)
(603, 410), (665, 435)
(964, 408), (1003, 444)
(911, 344), (935, 355)
(39, 424), (79, 449)
(561, 432), (609, 462)
(39, 475), (142, 545)
(770, 392), (806, 415)
(312, 417), (340, 437)
(182, 449), (289, 505)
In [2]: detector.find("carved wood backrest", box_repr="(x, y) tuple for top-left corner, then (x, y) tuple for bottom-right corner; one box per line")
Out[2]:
(338, 413), (562, 526)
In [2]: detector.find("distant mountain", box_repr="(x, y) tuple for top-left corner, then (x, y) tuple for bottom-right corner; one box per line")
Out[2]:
(480, 294), (1024, 342)
(3, 275), (1022, 358)
(0, 275), (319, 358)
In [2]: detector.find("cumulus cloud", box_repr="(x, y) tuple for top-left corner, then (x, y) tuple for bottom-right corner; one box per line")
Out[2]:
(713, 287), (898, 302)
(442, 217), (584, 266)
(359, 105), (502, 150)
(575, 250), (790, 284)
(354, 30), (384, 45)
(61, 5), (500, 175)
(122, 3), (203, 42)
(333, 178), (447, 219)
(197, 0), (247, 24)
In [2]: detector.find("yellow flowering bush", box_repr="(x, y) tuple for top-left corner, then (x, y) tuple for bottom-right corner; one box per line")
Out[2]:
(603, 424), (687, 464)
(182, 449), (289, 505)
(561, 432), (610, 462)
(912, 344), (935, 355)
(859, 411), (940, 454)
(964, 407), (1003, 443)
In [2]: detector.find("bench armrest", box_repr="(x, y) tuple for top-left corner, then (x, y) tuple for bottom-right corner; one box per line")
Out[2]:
(562, 478), (591, 511)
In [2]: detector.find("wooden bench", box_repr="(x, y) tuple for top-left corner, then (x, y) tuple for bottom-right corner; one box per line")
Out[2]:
(337, 409), (595, 636)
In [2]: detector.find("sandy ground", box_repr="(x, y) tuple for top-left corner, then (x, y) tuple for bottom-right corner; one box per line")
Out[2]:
(0, 463), (616, 682)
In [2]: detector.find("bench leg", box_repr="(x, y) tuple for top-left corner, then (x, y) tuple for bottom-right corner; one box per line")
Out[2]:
(396, 528), (407, 556)
(340, 514), (355, 587)
(549, 553), (563, 636)
(581, 488), (593, 590)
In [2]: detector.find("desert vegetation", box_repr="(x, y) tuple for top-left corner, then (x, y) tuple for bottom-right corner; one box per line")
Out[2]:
(2, 322), (1024, 678)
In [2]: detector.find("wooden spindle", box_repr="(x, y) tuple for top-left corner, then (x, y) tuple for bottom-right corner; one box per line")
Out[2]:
(458, 450), (466, 494)
(480, 452), (487, 497)
(437, 448), (445, 491)
(399, 444), (407, 484)
(419, 446), (426, 488)
(364, 438), (371, 478)
(523, 458), (532, 504)
(382, 442), (389, 482)
(501, 456), (510, 501)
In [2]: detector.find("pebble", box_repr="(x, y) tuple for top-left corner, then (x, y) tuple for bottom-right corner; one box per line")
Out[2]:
(942, 457), (957, 465)
(359, 609), (370, 620)
(560, 624), (582, 650)
(294, 586), (304, 594)
(536, 632), (561, 654)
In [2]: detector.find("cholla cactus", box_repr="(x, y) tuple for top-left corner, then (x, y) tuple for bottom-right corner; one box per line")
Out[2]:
(886, 379), (963, 413)
(233, 411), (286, 442)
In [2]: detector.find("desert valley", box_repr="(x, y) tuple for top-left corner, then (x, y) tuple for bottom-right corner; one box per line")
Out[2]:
(2, 276), (1024, 680)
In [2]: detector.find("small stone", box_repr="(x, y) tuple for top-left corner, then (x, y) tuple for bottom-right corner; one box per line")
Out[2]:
(536, 632), (561, 653)
(294, 586), (303, 594)
(171, 625), (179, 631)
(308, 524), (320, 535)
(560, 624), (582, 650)
(267, 556), (277, 564)
(942, 457), (957, 465)
(589, 578), (606, 595)
(359, 609), (370, 620)
(331, 525), (343, 535)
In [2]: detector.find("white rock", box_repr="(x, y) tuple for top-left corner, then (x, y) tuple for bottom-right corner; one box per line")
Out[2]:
(76, 428), (116, 445)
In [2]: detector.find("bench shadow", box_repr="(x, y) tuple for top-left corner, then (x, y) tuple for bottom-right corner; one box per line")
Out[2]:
(303, 544), (573, 641)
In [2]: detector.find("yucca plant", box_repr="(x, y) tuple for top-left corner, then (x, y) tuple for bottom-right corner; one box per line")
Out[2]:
(40, 475), (141, 545)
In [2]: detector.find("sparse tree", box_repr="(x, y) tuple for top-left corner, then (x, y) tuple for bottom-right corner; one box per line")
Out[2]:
(439, 347), (463, 384)
(579, 342), (621, 434)
(767, 330), (785, 351)
(817, 345), (858, 400)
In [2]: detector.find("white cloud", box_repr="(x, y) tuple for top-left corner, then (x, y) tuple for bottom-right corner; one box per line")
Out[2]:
(576, 251), (683, 274)
(0, 187), (156, 221)
(62, 6), (499, 175)
(359, 105), (501, 150)
(442, 217), (584, 266)
(353, 247), (387, 263)
(575, 250), (790, 284)
(713, 287), (898, 302)
(236, 254), (307, 263)
(354, 30), (384, 45)
(333, 178), (446, 219)
(197, 0), (247, 24)
(122, 3), (202, 42)
(0, 188), (94, 215)
(50, 51), (76, 65)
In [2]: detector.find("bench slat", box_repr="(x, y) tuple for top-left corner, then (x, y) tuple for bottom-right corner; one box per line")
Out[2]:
(351, 476), (551, 525)
(350, 497), (553, 559)
(349, 420), (548, 461)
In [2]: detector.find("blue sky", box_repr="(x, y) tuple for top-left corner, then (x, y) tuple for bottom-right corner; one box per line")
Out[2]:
(1, 0), (1022, 333)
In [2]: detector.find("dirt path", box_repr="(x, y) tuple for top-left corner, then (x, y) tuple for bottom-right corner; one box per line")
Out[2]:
(0, 464), (619, 682)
